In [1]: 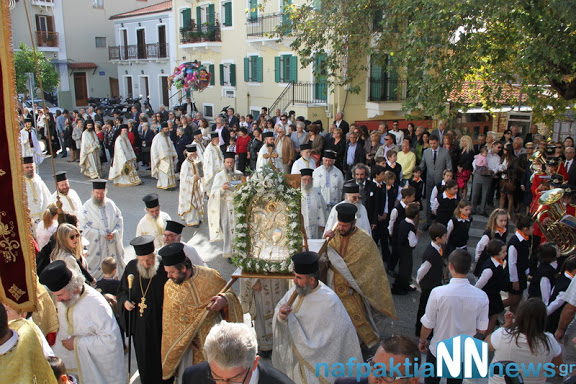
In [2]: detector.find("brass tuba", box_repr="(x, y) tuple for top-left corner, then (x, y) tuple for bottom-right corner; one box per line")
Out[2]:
(529, 150), (546, 182)
(533, 188), (576, 255)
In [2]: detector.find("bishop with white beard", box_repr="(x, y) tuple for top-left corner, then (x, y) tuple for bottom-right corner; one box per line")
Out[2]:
(79, 119), (102, 179)
(207, 152), (243, 259)
(323, 182), (372, 236)
(23, 157), (51, 226)
(150, 122), (177, 190)
(108, 124), (141, 186)
(50, 171), (83, 216)
(78, 180), (125, 280)
(256, 131), (282, 171)
(202, 132), (223, 193)
(312, 150), (344, 216)
(178, 144), (204, 227)
(299, 168), (326, 239)
(136, 193), (171, 249)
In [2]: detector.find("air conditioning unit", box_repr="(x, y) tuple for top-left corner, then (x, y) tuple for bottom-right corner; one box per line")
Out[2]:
(223, 89), (235, 98)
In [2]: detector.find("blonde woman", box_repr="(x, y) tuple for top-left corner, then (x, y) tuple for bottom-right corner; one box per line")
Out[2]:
(50, 223), (95, 284)
(35, 203), (58, 249)
(457, 135), (475, 199)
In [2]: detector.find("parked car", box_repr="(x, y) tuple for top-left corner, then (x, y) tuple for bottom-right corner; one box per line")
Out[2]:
(23, 99), (63, 115)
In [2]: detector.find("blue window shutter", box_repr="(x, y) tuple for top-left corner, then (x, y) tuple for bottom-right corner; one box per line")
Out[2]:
(208, 4), (215, 27)
(220, 64), (224, 86)
(209, 64), (215, 85)
(256, 57), (263, 83)
(274, 56), (281, 82)
(289, 55), (298, 82)
(181, 8), (191, 29)
(244, 57), (250, 82)
(196, 7), (202, 32)
(224, 2), (232, 27)
(230, 64), (236, 86)
(249, 0), (258, 21)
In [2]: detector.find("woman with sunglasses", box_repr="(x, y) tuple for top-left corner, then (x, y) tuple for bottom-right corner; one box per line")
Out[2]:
(50, 223), (95, 285)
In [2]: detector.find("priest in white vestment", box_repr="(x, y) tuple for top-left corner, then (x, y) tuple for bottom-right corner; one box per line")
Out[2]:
(23, 157), (51, 226)
(192, 129), (205, 162)
(151, 122), (177, 190)
(324, 183), (372, 236)
(313, 150), (344, 215)
(20, 117), (45, 166)
(78, 180), (125, 280)
(300, 168), (326, 239)
(178, 144), (204, 227)
(163, 220), (207, 267)
(291, 143), (316, 174)
(272, 252), (363, 384)
(79, 120), (102, 179)
(136, 193), (171, 249)
(208, 152), (243, 259)
(203, 132), (223, 193)
(39, 261), (125, 384)
(256, 131), (282, 171)
(108, 124), (141, 186)
(49, 171), (83, 216)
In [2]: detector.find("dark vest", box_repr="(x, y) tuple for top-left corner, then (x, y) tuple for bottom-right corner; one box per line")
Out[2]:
(435, 181), (446, 195)
(550, 274), (572, 305)
(473, 229), (508, 277)
(409, 179), (424, 201)
(528, 262), (558, 299)
(448, 217), (472, 248)
(386, 186), (398, 214)
(392, 202), (407, 237)
(419, 244), (444, 290)
(436, 194), (459, 226)
(507, 234), (531, 279)
(397, 220), (416, 248)
(480, 258), (506, 296)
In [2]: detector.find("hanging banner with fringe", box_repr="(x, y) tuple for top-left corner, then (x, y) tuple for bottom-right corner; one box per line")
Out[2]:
(0, 0), (37, 312)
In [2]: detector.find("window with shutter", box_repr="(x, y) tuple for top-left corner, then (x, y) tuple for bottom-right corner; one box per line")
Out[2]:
(249, 0), (258, 22)
(209, 64), (215, 86)
(223, 2), (232, 27)
(229, 64), (236, 86)
(208, 4), (215, 27)
(220, 64), (225, 86)
(274, 56), (281, 83)
(244, 57), (250, 82)
(181, 8), (191, 29)
(256, 57), (263, 83)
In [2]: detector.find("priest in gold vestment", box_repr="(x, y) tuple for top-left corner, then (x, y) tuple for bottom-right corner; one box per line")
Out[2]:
(323, 203), (397, 349)
(159, 243), (243, 382)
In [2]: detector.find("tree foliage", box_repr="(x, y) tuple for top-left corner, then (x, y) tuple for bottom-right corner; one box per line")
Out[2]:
(277, 0), (576, 120)
(13, 42), (60, 95)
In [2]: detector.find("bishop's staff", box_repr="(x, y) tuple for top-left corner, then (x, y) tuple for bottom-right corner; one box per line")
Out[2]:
(126, 274), (135, 377)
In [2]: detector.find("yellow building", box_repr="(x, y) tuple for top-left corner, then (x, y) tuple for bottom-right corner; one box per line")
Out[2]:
(173, 0), (406, 125)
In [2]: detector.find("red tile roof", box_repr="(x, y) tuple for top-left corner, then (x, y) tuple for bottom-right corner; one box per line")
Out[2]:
(68, 62), (98, 69)
(449, 80), (528, 105)
(110, 0), (172, 20)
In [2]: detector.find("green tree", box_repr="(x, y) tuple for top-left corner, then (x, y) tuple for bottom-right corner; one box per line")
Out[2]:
(13, 42), (59, 97)
(277, 0), (576, 121)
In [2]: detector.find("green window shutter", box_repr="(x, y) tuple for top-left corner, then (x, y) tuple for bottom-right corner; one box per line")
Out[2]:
(256, 57), (263, 83)
(209, 64), (215, 85)
(249, 56), (257, 81)
(274, 56), (281, 83)
(224, 2), (232, 27)
(370, 59), (383, 101)
(385, 55), (398, 100)
(208, 4), (215, 27)
(289, 55), (298, 82)
(249, 0), (258, 21)
(196, 6), (202, 32)
(219, 64), (224, 86)
(244, 57), (250, 82)
(230, 64), (236, 86)
(181, 8), (191, 29)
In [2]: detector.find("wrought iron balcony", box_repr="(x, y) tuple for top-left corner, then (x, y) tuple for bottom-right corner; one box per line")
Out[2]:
(36, 31), (58, 48)
(180, 22), (222, 44)
(246, 12), (291, 37)
(108, 43), (169, 61)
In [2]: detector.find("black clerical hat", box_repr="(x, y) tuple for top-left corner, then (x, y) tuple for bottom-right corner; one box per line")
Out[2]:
(161, 122), (168, 128)
(23, 156), (34, 164)
(547, 157), (559, 167)
(24, 117), (33, 123)
(39, 260), (72, 292)
(185, 144), (197, 152)
(192, 130), (202, 137)
(165, 220), (185, 234)
(119, 124), (128, 130)
(262, 131), (274, 139)
(323, 150), (336, 159)
(224, 152), (235, 159)
(292, 251), (319, 275)
(92, 179), (107, 189)
(142, 193), (160, 208)
(85, 119), (94, 126)
(336, 203), (357, 223)
(300, 168), (313, 177)
(130, 235), (156, 256)
(343, 183), (360, 194)
(158, 243), (186, 266)
(210, 132), (219, 139)
(55, 171), (67, 182)
(299, 143), (311, 151)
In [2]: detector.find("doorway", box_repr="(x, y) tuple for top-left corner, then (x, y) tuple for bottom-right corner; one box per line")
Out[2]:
(125, 76), (133, 98)
(109, 78), (119, 98)
(158, 25), (167, 58)
(73, 72), (88, 106)
(160, 76), (169, 107)
(137, 29), (146, 59)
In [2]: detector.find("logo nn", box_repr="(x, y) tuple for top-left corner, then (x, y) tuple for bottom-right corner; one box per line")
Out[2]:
(436, 335), (489, 379)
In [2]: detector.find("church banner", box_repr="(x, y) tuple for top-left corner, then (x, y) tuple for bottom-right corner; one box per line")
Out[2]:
(0, 0), (38, 312)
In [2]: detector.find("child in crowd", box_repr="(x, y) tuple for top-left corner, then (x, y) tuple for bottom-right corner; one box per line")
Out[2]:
(408, 166), (424, 210)
(384, 150), (403, 188)
(47, 356), (78, 384)
(528, 243), (559, 303)
(474, 146), (489, 174)
(415, 223), (447, 337)
(226, 136), (237, 154)
(239, 116), (249, 128)
(505, 215), (535, 314)
(547, 255), (576, 333)
(391, 203), (421, 295)
(474, 208), (509, 277)
(375, 156), (387, 168)
(446, 200), (473, 255)
(388, 186), (416, 276)
(475, 239), (508, 335)
(96, 257), (120, 295)
(383, 171), (402, 271)
(430, 169), (454, 203)
(431, 179), (459, 227)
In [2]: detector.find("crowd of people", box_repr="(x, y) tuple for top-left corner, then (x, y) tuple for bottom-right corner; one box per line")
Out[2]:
(7, 101), (576, 384)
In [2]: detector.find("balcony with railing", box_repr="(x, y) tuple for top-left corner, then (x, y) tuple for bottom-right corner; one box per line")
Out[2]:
(247, 12), (291, 38)
(368, 79), (409, 102)
(180, 20), (222, 45)
(36, 31), (58, 48)
(108, 43), (169, 61)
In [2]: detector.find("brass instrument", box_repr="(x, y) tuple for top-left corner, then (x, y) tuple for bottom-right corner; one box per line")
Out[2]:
(529, 150), (546, 182)
(533, 188), (576, 255)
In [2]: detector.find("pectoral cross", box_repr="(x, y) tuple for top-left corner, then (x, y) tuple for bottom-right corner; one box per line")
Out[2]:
(138, 297), (147, 317)
(263, 147), (278, 165)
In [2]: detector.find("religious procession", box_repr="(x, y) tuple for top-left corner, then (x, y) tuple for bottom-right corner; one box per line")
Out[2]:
(4, 1), (576, 384)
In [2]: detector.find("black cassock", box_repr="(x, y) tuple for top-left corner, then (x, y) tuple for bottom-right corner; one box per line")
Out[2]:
(117, 258), (172, 384)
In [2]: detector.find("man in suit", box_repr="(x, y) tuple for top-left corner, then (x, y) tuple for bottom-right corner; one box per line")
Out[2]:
(333, 111), (349, 137)
(565, 146), (576, 185)
(335, 335), (421, 384)
(130, 105), (141, 122)
(212, 116), (230, 154)
(419, 135), (452, 229)
(344, 132), (366, 179)
(226, 107), (240, 128)
(431, 119), (447, 146)
(182, 321), (294, 384)
(474, 134), (486, 154)
(181, 97), (195, 116)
